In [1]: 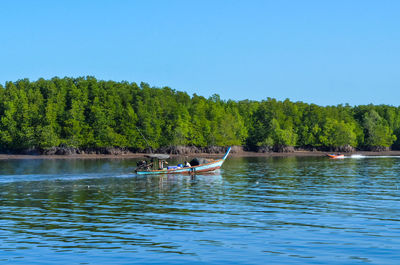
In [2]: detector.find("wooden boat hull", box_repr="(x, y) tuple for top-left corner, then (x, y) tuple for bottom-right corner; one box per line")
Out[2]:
(136, 147), (231, 175)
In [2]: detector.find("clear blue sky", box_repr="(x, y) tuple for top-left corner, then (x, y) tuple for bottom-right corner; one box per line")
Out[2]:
(0, 0), (399, 106)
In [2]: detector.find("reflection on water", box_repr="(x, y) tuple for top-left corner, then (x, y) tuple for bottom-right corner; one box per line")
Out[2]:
(1, 157), (400, 264)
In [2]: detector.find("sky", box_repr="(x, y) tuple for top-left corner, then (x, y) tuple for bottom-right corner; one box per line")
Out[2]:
(0, 0), (399, 106)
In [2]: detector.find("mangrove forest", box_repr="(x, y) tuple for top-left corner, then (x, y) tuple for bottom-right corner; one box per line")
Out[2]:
(0, 76), (399, 154)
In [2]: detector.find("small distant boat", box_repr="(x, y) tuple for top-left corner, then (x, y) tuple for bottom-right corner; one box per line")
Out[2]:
(135, 147), (231, 175)
(326, 153), (345, 159)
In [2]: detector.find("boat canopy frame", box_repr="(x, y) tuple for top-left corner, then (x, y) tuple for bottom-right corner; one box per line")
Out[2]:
(144, 154), (170, 159)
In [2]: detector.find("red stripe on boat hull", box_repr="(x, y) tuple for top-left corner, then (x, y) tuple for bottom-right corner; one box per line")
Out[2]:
(181, 166), (221, 174)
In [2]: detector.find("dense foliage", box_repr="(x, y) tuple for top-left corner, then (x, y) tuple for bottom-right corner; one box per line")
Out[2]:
(0, 77), (399, 152)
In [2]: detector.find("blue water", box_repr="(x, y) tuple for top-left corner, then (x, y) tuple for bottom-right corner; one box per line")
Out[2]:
(0, 156), (399, 264)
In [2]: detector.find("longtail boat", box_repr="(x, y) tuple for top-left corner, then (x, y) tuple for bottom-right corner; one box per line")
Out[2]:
(135, 147), (231, 175)
(326, 153), (345, 159)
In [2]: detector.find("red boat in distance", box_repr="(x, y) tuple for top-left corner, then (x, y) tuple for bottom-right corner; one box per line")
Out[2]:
(326, 153), (345, 159)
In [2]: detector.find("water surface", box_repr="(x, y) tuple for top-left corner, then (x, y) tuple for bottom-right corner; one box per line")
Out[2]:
(1, 156), (399, 264)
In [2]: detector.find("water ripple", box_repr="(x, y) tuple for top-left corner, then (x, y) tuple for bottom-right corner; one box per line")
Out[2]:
(1, 157), (400, 264)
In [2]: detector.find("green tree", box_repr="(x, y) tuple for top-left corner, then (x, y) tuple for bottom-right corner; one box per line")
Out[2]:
(363, 110), (397, 148)
(319, 118), (357, 148)
(270, 118), (297, 147)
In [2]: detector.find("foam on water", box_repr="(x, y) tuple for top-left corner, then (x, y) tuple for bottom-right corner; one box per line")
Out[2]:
(0, 172), (135, 183)
(349, 154), (366, 158)
(348, 154), (400, 159)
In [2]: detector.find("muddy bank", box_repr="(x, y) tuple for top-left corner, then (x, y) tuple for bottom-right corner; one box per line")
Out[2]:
(11, 144), (394, 155)
(1, 145), (239, 156)
(1, 147), (400, 160)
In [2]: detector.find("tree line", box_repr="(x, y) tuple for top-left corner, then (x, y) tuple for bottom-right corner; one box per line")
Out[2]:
(0, 77), (398, 153)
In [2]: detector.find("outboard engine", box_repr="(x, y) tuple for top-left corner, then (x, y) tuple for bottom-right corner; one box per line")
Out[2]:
(136, 160), (147, 168)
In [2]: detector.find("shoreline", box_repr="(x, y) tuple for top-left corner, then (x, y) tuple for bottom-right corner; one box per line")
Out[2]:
(1, 150), (400, 160)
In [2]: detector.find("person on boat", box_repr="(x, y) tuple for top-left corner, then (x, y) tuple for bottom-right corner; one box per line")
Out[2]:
(184, 161), (191, 167)
(158, 160), (168, 169)
(145, 158), (153, 170)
